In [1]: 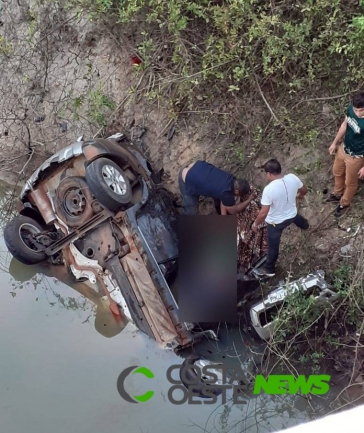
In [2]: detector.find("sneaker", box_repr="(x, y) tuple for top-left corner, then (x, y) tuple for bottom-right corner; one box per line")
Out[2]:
(334, 204), (349, 218)
(253, 267), (275, 278)
(325, 193), (341, 203)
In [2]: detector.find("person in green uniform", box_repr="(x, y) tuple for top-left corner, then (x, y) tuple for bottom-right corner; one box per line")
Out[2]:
(327, 92), (364, 218)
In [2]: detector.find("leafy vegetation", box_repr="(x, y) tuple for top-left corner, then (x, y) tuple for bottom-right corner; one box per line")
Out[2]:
(0, 36), (13, 56)
(264, 258), (364, 377)
(66, 0), (364, 104)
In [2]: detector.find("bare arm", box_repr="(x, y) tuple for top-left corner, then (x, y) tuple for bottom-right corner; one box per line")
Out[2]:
(329, 118), (347, 154)
(253, 205), (270, 228)
(220, 202), (228, 215)
(297, 184), (308, 200)
(223, 192), (255, 215)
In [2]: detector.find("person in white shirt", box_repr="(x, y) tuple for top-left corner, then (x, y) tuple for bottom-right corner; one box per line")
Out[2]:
(251, 159), (309, 277)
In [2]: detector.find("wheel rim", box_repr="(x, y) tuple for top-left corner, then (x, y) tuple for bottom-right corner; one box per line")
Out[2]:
(63, 187), (87, 216)
(101, 164), (127, 195)
(19, 223), (43, 252)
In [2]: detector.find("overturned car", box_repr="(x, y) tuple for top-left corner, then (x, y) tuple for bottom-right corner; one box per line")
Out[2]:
(4, 133), (340, 355)
(5, 133), (222, 351)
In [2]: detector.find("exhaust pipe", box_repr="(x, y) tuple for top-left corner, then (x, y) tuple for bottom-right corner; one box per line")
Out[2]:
(29, 188), (56, 224)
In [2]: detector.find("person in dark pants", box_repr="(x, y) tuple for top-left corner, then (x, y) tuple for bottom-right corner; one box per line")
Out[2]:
(251, 159), (309, 277)
(178, 160), (253, 215)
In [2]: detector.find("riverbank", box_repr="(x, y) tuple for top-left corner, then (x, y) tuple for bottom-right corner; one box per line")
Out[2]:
(1, 0), (364, 414)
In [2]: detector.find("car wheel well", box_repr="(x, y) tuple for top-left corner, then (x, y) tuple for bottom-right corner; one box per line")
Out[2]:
(86, 154), (129, 171)
(86, 154), (147, 184)
(19, 207), (46, 226)
(4, 214), (48, 265)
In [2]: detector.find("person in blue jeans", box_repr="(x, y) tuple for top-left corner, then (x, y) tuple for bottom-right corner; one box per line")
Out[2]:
(251, 159), (310, 278)
(178, 160), (253, 215)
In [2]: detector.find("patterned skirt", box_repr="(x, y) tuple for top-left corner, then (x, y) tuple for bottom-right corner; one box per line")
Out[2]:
(237, 188), (268, 271)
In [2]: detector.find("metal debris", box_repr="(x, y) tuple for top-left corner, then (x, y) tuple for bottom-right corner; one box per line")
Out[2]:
(249, 270), (340, 340)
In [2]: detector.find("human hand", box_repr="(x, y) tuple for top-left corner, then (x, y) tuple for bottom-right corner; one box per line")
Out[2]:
(296, 193), (305, 200)
(329, 142), (337, 155)
(358, 167), (364, 179)
(248, 192), (255, 201)
(241, 191), (255, 203)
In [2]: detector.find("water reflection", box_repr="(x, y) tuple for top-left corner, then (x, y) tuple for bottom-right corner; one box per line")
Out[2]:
(1, 234), (360, 433)
(7, 257), (127, 338)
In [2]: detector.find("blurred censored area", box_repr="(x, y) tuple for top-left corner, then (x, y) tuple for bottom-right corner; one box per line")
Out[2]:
(178, 215), (238, 322)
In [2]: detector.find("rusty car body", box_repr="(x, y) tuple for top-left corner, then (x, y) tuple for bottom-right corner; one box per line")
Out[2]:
(5, 133), (219, 352)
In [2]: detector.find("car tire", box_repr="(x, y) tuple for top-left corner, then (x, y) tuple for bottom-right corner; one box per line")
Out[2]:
(56, 176), (95, 227)
(4, 215), (47, 265)
(179, 354), (223, 398)
(85, 157), (132, 212)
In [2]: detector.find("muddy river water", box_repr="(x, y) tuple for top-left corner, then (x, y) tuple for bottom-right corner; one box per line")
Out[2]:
(0, 180), (361, 433)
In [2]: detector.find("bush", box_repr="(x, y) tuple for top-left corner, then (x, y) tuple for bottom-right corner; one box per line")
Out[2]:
(67, 0), (364, 100)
